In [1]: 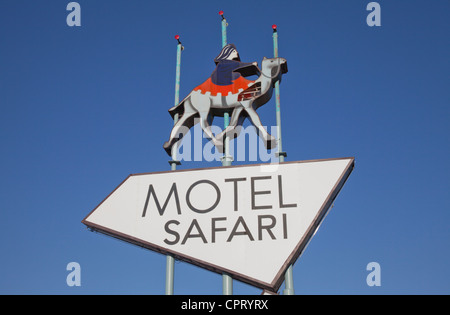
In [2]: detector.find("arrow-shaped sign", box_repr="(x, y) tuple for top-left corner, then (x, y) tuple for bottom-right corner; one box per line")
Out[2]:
(82, 157), (354, 292)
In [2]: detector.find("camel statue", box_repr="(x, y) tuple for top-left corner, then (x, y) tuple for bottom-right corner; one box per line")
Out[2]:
(163, 56), (288, 156)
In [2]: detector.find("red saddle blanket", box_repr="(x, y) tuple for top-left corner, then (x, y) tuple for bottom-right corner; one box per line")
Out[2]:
(193, 76), (255, 97)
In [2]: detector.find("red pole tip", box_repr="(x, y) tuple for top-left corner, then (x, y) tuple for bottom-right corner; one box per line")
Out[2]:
(174, 35), (180, 40)
(219, 10), (224, 15)
(272, 24), (277, 30)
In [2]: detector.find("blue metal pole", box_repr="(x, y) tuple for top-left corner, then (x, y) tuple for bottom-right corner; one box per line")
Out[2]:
(166, 35), (183, 295)
(284, 265), (295, 295)
(273, 25), (294, 295)
(165, 255), (175, 294)
(174, 37), (182, 108)
(221, 12), (227, 49)
(272, 25), (287, 163)
(171, 36), (183, 161)
(220, 11), (233, 295)
(220, 11), (232, 168)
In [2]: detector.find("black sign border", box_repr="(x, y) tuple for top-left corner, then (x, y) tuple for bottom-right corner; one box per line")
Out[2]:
(82, 157), (355, 292)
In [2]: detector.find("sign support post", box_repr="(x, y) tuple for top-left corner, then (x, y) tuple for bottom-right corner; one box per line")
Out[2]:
(272, 25), (294, 295)
(166, 34), (183, 295)
(219, 11), (233, 295)
(220, 11), (233, 168)
(272, 25), (287, 163)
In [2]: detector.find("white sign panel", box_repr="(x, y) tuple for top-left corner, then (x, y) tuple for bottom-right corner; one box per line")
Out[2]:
(82, 157), (354, 291)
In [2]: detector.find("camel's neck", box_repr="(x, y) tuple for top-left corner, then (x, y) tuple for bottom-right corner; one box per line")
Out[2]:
(249, 65), (280, 110)
(259, 65), (280, 94)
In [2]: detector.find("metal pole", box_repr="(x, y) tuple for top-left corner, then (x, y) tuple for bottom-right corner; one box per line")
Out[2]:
(284, 265), (295, 295)
(220, 11), (232, 167)
(272, 25), (287, 163)
(165, 255), (175, 295)
(272, 25), (294, 295)
(220, 11), (227, 49)
(219, 11), (233, 295)
(166, 35), (183, 295)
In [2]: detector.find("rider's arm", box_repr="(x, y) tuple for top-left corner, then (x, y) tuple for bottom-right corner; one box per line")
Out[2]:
(233, 62), (260, 77)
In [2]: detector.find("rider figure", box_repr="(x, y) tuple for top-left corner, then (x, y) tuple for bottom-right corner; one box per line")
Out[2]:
(194, 44), (259, 96)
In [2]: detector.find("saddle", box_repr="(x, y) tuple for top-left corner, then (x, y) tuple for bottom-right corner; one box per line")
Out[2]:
(193, 76), (255, 97)
(193, 63), (261, 98)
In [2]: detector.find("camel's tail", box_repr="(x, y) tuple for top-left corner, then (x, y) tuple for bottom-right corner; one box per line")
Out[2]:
(168, 93), (189, 119)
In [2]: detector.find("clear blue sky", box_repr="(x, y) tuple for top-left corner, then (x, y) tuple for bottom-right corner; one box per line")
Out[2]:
(0, 0), (448, 294)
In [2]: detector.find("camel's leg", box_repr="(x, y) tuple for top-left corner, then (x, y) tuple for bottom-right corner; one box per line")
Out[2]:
(216, 106), (244, 142)
(163, 111), (196, 156)
(190, 92), (224, 153)
(233, 113), (248, 139)
(243, 107), (277, 150)
(198, 110), (224, 153)
(163, 98), (198, 156)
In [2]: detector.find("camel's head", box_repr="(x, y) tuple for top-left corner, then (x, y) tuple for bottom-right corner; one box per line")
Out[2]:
(261, 57), (288, 79)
